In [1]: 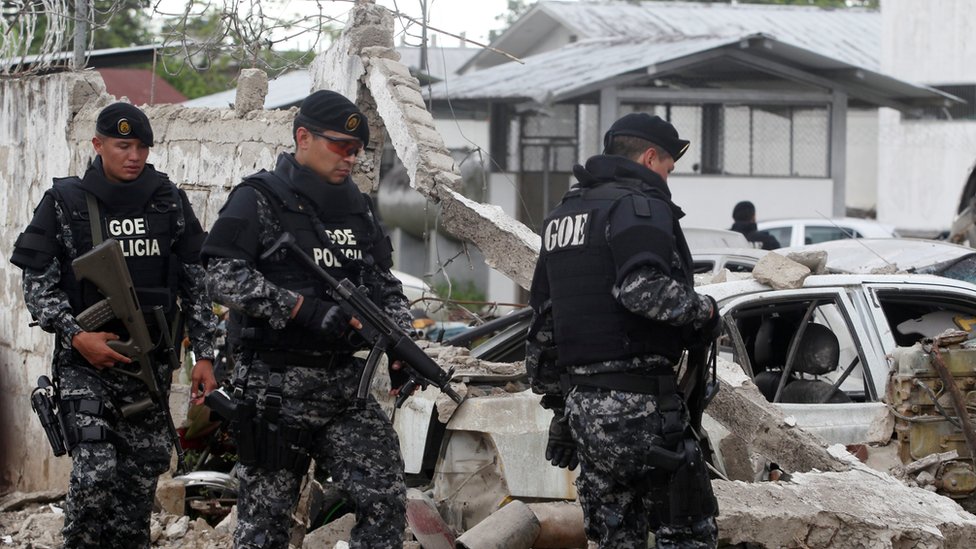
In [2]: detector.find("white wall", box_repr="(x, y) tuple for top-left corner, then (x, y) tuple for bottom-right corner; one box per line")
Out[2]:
(670, 176), (834, 230)
(877, 0), (976, 231)
(845, 109), (880, 211)
(877, 110), (976, 232)
(881, 0), (976, 84)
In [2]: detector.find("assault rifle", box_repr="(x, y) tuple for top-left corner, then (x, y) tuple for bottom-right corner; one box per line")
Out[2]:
(72, 239), (185, 473)
(262, 232), (463, 408)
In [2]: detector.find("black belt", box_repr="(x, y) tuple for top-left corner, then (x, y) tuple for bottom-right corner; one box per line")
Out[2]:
(565, 372), (676, 395)
(249, 350), (350, 368)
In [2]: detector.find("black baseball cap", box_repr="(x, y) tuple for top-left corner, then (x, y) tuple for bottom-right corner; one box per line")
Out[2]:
(96, 102), (153, 146)
(603, 113), (690, 161)
(295, 90), (369, 147)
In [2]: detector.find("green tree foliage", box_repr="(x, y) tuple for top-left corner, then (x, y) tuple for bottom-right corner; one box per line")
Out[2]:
(2, 0), (153, 54)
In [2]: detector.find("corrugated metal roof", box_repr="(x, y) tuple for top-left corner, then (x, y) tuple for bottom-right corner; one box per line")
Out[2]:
(433, 35), (732, 104)
(430, 33), (956, 110)
(542, 1), (880, 69)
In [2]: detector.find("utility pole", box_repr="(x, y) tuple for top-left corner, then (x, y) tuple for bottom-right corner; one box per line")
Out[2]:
(72, 0), (89, 70)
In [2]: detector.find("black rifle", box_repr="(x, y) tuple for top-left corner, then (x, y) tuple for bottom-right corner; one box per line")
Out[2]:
(261, 232), (463, 407)
(72, 239), (186, 473)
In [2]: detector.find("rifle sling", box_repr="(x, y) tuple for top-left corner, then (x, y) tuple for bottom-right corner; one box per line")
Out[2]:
(85, 192), (104, 246)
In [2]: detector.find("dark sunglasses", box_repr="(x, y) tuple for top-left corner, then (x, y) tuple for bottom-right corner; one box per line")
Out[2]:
(308, 130), (363, 157)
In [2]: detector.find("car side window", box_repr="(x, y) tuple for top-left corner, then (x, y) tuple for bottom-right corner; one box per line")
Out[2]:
(874, 290), (976, 347)
(805, 225), (858, 244)
(765, 226), (792, 247)
(724, 296), (869, 403)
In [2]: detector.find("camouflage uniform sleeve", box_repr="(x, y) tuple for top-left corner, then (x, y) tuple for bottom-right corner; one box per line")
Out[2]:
(373, 267), (413, 332)
(179, 262), (217, 360)
(526, 253), (563, 405)
(204, 187), (301, 329)
(172, 186), (217, 361)
(20, 196), (82, 348)
(22, 262), (83, 349)
(206, 258), (299, 330)
(613, 264), (712, 329)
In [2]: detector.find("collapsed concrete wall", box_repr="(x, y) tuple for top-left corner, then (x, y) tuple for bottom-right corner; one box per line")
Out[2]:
(0, 2), (543, 494)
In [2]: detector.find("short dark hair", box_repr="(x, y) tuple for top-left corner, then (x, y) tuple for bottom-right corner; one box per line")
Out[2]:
(606, 135), (669, 162)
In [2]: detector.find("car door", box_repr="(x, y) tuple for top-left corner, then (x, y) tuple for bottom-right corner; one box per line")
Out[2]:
(717, 286), (890, 444)
(862, 281), (976, 353)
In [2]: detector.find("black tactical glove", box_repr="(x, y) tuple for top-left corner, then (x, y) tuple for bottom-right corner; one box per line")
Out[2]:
(700, 295), (722, 343)
(546, 412), (579, 471)
(683, 295), (722, 348)
(293, 297), (350, 339)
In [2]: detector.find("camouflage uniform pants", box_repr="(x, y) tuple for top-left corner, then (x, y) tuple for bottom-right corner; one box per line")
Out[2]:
(565, 388), (718, 549)
(232, 356), (406, 549)
(58, 363), (173, 549)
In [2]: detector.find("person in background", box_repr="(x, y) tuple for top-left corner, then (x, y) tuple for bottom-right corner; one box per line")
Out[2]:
(730, 200), (780, 250)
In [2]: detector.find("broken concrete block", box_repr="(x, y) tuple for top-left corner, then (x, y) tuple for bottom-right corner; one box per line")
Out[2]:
(455, 499), (540, 549)
(155, 478), (186, 516)
(235, 69), (268, 117)
(165, 515), (190, 539)
(0, 489), (66, 512)
(714, 459), (976, 548)
(752, 252), (811, 289)
(786, 250), (828, 274)
(302, 513), (355, 548)
(215, 504), (237, 535)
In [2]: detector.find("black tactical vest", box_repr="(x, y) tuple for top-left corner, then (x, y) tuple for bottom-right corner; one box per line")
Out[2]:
(49, 175), (182, 316)
(231, 171), (382, 353)
(542, 182), (686, 366)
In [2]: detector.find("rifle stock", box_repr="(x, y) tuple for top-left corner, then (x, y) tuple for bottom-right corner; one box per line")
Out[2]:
(262, 232), (463, 407)
(72, 239), (186, 472)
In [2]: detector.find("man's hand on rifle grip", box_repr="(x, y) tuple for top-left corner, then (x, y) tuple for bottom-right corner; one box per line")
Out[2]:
(72, 331), (132, 370)
(190, 359), (218, 405)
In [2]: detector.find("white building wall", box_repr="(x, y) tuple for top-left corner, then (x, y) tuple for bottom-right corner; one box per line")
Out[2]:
(845, 109), (880, 212)
(881, 0), (976, 84)
(878, 0), (976, 232)
(671, 177), (834, 230)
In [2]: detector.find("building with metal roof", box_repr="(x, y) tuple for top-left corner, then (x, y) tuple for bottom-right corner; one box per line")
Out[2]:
(422, 0), (964, 234)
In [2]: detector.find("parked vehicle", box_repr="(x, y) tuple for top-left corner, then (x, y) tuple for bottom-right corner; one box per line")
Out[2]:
(685, 227), (752, 250)
(391, 272), (976, 529)
(757, 217), (899, 248)
(692, 248), (768, 276)
(781, 237), (976, 284)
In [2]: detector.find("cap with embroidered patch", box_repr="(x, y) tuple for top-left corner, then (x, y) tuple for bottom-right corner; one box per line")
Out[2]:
(603, 113), (689, 161)
(295, 90), (369, 147)
(96, 102), (153, 146)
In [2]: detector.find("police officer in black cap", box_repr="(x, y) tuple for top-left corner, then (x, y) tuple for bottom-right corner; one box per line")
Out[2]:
(201, 89), (411, 549)
(526, 112), (720, 548)
(9, 102), (218, 548)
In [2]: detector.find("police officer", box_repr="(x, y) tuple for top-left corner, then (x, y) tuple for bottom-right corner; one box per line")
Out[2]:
(201, 90), (410, 549)
(526, 113), (720, 548)
(9, 102), (218, 548)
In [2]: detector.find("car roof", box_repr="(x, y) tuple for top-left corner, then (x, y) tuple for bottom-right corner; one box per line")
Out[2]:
(779, 238), (976, 273)
(756, 217), (897, 235)
(684, 227), (751, 250)
(698, 272), (976, 303)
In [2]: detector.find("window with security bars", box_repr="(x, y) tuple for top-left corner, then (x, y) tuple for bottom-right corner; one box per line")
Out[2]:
(621, 103), (829, 177)
(517, 104), (580, 232)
